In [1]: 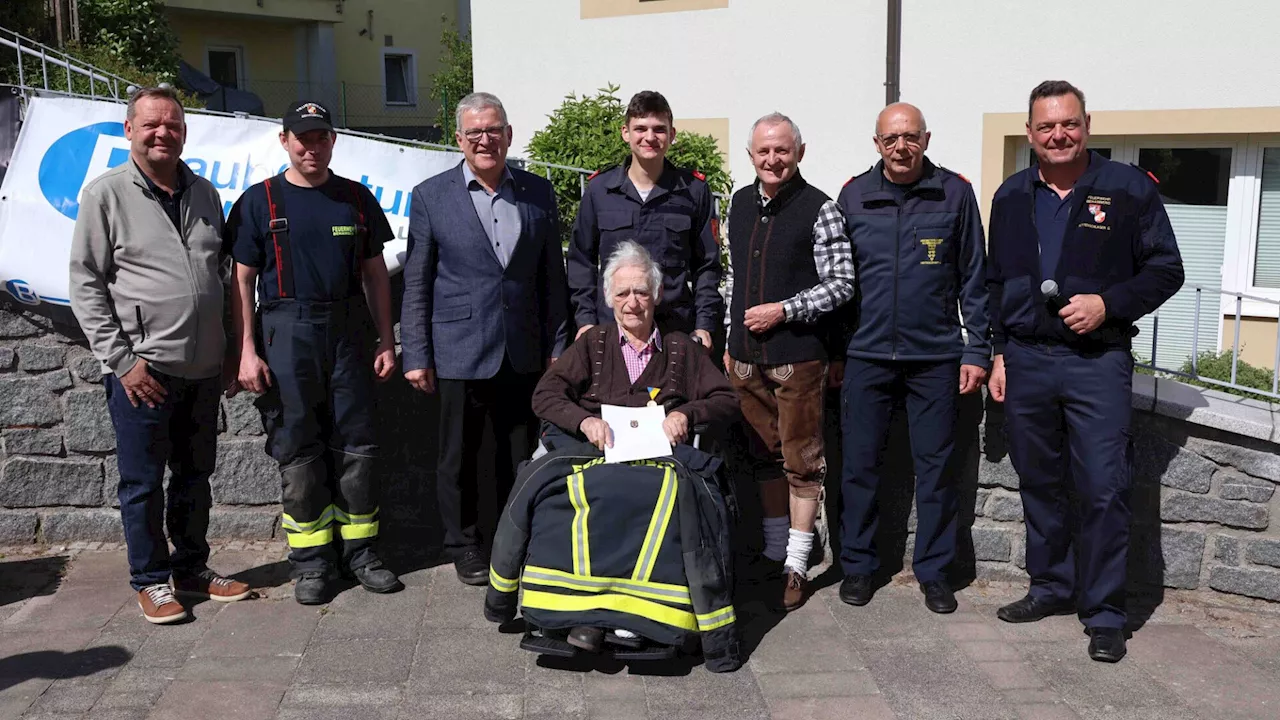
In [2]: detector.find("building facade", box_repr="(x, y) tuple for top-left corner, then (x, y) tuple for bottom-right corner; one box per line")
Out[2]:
(472, 0), (1280, 372)
(165, 0), (467, 139)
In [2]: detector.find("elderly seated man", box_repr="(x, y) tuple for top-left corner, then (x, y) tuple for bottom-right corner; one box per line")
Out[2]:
(533, 241), (739, 450)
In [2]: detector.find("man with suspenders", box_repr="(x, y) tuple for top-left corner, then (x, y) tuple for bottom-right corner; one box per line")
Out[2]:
(226, 101), (402, 605)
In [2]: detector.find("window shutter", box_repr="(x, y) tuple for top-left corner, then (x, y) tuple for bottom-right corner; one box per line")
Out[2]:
(1252, 148), (1280, 289)
(1134, 205), (1228, 368)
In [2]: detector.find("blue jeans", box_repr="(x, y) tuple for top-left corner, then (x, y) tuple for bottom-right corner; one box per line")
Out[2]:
(105, 370), (220, 590)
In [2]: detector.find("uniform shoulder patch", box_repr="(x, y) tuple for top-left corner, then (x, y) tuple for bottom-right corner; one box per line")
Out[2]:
(691, 169), (707, 182)
(939, 165), (971, 184)
(1130, 163), (1160, 184)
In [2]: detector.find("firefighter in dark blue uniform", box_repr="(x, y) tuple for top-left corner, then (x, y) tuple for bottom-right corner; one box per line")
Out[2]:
(567, 90), (722, 348)
(227, 101), (403, 605)
(837, 103), (991, 615)
(987, 81), (1183, 663)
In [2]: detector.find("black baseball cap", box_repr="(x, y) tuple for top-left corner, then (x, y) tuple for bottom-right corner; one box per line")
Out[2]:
(283, 100), (334, 134)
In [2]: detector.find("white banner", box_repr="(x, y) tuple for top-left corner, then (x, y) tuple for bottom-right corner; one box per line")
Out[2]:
(0, 96), (462, 310)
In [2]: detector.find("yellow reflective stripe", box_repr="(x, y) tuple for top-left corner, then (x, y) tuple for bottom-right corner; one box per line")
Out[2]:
(334, 508), (379, 525)
(285, 525), (334, 548)
(490, 567), (519, 593)
(566, 469), (592, 576)
(696, 606), (737, 631)
(521, 589), (697, 631)
(282, 506), (335, 533)
(521, 566), (691, 606)
(632, 465), (677, 582)
(338, 520), (379, 540)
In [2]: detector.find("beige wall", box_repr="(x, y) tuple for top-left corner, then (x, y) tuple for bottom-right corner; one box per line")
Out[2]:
(331, 0), (454, 128)
(167, 11), (301, 117)
(677, 117), (730, 174)
(165, 0), (338, 22)
(1222, 316), (1280, 370)
(581, 0), (728, 19)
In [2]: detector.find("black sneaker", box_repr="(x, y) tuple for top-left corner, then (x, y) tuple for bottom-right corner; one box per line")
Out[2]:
(839, 574), (873, 606)
(352, 559), (402, 594)
(294, 571), (330, 606)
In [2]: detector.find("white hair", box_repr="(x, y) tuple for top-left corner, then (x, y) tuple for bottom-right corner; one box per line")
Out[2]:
(603, 241), (662, 308)
(455, 91), (508, 129)
(748, 112), (802, 148)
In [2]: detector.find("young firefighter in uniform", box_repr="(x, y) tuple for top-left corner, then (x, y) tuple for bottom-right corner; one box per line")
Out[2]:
(226, 101), (402, 605)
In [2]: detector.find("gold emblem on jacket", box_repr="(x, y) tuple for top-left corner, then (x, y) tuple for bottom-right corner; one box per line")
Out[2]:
(919, 238), (943, 265)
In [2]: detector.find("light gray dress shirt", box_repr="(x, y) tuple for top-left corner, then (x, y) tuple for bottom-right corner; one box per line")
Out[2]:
(462, 162), (521, 268)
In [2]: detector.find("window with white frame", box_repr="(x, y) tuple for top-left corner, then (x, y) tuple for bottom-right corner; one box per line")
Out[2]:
(382, 50), (416, 106)
(1251, 148), (1280, 289)
(206, 46), (244, 90)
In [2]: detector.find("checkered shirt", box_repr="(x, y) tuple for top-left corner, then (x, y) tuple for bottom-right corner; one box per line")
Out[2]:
(620, 326), (662, 384)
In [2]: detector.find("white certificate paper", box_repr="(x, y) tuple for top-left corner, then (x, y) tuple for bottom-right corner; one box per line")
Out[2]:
(600, 404), (672, 464)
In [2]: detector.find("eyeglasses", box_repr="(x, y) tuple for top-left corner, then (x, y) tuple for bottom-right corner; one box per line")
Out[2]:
(461, 125), (507, 143)
(877, 132), (923, 148)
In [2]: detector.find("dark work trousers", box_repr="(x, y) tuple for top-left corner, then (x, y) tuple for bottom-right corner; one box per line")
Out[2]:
(105, 370), (220, 590)
(255, 297), (381, 575)
(436, 357), (540, 555)
(840, 357), (960, 584)
(1003, 340), (1133, 629)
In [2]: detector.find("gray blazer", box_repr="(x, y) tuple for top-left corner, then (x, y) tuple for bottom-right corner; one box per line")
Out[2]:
(400, 162), (569, 380)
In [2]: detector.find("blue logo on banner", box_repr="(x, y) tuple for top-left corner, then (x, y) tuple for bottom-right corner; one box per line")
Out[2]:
(38, 121), (128, 220)
(5, 279), (42, 305)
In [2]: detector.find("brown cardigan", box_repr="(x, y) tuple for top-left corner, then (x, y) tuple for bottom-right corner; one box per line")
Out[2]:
(533, 324), (740, 435)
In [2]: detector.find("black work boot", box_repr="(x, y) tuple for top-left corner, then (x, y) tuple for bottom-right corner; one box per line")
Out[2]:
(352, 559), (402, 594)
(294, 570), (331, 605)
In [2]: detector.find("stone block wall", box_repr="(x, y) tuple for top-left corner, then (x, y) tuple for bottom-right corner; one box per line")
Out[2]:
(4, 303), (1280, 608)
(966, 405), (1280, 605)
(0, 309), (282, 545)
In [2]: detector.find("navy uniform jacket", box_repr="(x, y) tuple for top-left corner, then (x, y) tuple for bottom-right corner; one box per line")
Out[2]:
(987, 151), (1184, 354)
(400, 162), (569, 380)
(837, 158), (991, 368)
(567, 159), (722, 334)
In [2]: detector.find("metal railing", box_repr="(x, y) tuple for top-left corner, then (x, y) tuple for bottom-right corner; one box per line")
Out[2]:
(0, 27), (132, 102)
(1135, 285), (1280, 402)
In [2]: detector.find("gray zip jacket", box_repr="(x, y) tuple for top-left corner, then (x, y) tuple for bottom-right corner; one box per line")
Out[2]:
(70, 160), (228, 379)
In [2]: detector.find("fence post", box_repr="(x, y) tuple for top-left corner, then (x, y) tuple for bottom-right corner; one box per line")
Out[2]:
(1232, 294), (1243, 385)
(1192, 288), (1201, 376)
(1272, 306), (1280, 396)
(15, 34), (24, 89)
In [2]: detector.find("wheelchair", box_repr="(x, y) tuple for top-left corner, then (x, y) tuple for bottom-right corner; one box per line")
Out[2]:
(516, 422), (733, 664)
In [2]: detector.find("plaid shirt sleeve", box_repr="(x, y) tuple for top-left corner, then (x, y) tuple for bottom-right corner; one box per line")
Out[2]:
(781, 199), (856, 323)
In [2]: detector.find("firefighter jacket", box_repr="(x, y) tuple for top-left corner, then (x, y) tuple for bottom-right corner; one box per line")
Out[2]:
(484, 441), (741, 673)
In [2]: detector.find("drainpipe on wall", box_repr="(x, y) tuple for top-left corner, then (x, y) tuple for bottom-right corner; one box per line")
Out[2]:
(885, 0), (902, 104)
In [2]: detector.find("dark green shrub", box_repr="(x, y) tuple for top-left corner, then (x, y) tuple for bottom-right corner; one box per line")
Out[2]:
(1178, 351), (1276, 403)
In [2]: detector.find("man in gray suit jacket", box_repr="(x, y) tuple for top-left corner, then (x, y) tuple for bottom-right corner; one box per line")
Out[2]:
(401, 92), (570, 585)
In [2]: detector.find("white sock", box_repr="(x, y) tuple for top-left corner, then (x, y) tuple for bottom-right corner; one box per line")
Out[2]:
(762, 517), (789, 562)
(784, 529), (814, 576)
(614, 628), (638, 639)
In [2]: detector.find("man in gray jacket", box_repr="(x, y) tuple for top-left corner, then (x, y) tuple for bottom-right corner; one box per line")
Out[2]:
(70, 86), (249, 625)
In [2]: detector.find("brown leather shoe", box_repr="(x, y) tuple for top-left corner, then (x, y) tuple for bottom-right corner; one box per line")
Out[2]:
(138, 583), (187, 624)
(173, 569), (251, 602)
(782, 570), (808, 612)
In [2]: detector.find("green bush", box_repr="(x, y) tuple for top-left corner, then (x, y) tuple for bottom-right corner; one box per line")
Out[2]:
(428, 19), (472, 143)
(526, 84), (731, 247)
(1178, 350), (1276, 403)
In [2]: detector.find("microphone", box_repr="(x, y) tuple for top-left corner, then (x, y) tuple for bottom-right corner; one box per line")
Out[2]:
(1041, 279), (1069, 313)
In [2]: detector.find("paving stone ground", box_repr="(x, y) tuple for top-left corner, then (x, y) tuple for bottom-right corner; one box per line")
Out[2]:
(2, 544), (1280, 720)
